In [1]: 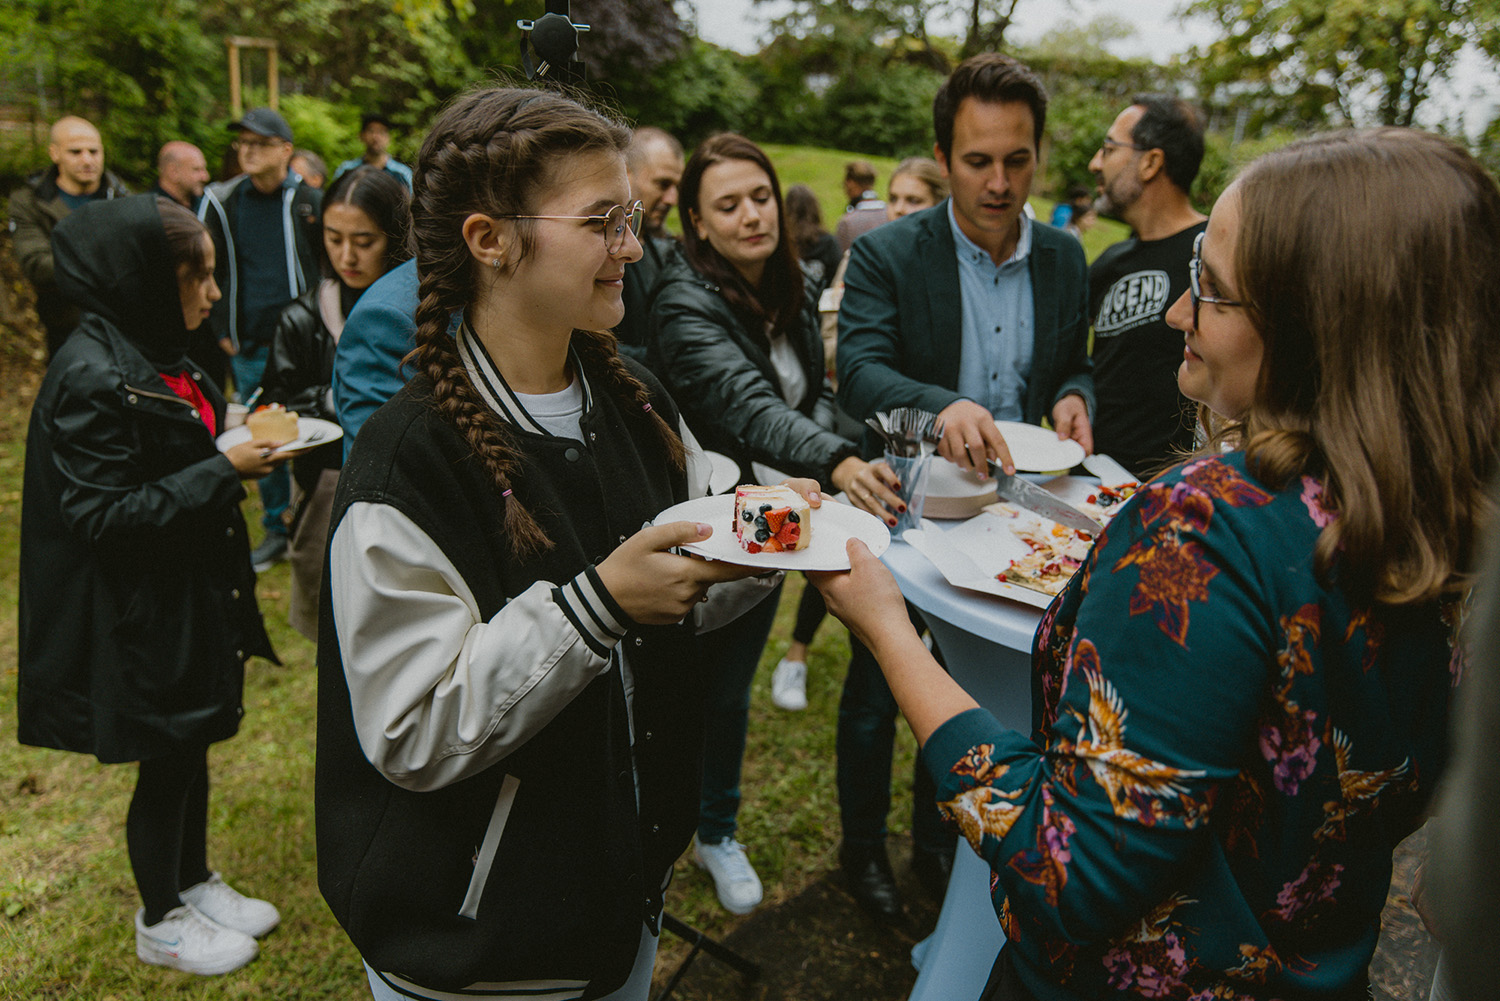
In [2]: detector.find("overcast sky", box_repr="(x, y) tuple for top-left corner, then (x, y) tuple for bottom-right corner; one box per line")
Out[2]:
(687, 0), (1498, 136)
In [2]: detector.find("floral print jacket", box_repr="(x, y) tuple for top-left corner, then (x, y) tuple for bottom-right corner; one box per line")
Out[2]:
(925, 453), (1461, 1000)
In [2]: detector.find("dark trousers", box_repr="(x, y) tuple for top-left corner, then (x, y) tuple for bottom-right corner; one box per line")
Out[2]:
(697, 578), (784, 843)
(836, 605), (955, 856)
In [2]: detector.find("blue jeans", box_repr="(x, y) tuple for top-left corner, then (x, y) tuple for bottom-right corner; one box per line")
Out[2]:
(697, 578), (783, 844)
(837, 610), (954, 856)
(230, 341), (289, 537)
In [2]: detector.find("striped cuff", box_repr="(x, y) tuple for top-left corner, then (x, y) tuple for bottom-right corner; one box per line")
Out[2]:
(553, 566), (634, 658)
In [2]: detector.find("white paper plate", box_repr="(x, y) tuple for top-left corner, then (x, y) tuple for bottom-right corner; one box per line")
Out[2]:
(995, 421), (1085, 472)
(654, 494), (890, 571)
(701, 450), (740, 495)
(216, 416), (344, 456)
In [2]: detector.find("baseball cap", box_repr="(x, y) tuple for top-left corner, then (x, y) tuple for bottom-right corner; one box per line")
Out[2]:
(228, 107), (293, 143)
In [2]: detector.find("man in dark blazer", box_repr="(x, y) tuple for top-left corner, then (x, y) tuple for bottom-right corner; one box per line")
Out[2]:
(828, 53), (1094, 924)
(837, 53), (1094, 472)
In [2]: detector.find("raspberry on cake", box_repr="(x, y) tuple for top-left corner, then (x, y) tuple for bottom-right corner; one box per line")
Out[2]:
(733, 485), (811, 555)
(245, 404), (298, 445)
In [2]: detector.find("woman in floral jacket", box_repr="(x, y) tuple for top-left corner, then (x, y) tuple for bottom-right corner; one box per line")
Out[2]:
(815, 128), (1499, 1000)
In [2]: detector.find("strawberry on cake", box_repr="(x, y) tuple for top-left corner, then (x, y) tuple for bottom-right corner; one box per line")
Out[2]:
(733, 485), (810, 555)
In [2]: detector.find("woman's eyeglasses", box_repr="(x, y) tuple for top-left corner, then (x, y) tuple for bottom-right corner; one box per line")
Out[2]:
(501, 200), (645, 255)
(1188, 231), (1244, 326)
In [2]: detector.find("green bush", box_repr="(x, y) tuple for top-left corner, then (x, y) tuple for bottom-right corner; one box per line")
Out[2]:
(278, 93), (365, 170)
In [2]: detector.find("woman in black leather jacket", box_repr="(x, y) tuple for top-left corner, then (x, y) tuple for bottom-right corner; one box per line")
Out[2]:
(647, 134), (904, 916)
(260, 166), (411, 638)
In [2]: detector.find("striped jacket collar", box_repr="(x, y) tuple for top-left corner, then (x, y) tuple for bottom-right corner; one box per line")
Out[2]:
(456, 321), (594, 436)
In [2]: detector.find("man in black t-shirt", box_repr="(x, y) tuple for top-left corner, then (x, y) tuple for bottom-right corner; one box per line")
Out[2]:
(1087, 94), (1208, 478)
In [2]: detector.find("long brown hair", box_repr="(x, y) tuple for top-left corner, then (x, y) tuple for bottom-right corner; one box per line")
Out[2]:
(1220, 128), (1500, 604)
(406, 86), (684, 558)
(678, 133), (805, 342)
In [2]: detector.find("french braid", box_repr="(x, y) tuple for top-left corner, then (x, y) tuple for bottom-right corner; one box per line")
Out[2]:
(405, 86), (644, 559)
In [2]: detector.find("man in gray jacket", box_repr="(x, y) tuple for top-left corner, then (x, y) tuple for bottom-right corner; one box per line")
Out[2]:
(8, 115), (129, 357)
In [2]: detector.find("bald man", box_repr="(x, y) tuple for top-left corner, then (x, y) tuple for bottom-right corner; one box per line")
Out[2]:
(617, 126), (685, 365)
(9, 116), (129, 357)
(153, 140), (209, 211)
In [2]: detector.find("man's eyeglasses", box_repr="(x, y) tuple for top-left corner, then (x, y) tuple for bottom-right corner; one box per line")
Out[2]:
(1188, 231), (1244, 326)
(233, 137), (285, 152)
(500, 200), (645, 255)
(1099, 136), (1150, 156)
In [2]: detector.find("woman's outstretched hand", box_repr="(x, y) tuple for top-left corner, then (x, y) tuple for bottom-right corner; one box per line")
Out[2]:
(808, 537), (912, 653)
(597, 520), (759, 625)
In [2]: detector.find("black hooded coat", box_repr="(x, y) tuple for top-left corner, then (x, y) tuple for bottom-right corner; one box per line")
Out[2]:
(17, 195), (276, 764)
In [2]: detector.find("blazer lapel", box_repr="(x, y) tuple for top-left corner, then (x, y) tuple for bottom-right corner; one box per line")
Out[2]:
(918, 204), (964, 391)
(1024, 233), (1059, 423)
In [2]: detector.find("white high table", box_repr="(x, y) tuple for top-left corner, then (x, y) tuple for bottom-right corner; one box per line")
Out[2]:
(880, 534), (1045, 1001)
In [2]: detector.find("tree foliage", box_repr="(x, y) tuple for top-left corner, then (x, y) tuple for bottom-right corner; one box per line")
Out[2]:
(1184, 0), (1500, 130)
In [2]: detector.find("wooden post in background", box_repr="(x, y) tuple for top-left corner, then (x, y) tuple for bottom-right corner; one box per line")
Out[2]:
(226, 36), (279, 118)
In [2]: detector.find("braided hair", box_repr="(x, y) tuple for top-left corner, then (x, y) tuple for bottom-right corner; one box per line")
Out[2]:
(406, 86), (684, 559)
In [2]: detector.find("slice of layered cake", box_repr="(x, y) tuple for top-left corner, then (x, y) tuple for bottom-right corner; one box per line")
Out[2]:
(733, 485), (811, 554)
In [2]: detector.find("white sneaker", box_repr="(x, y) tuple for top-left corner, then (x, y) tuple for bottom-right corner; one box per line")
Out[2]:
(770, 658), (808, 711)
(693, 837), (763, 915)
(180, 873), (280, 938)
(135, 904), (258, 975)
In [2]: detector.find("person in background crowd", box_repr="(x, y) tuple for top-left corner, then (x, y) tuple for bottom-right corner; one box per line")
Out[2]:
(816, 126), (1497, 1001)
(649, 133), (901, 918)
(259, 166), (411, 641)
(333, 113), (412, 189)
(785, 183), (841, 291)
(617, 125), (685, 365)
(154, 141), (210, 212)
(835, 159), (886, 253)
(154, 140), (220, 382)
(831, 54), (1094, 922)
(19, 195), (287, 977)
(1048, 181), (1090, 230)
(819, 156), (949, 375)
(1087, 94), (1209, 479)
(781, 157), (956, 723)
(199, 107), (323, 572)
(316, 86), (776, 1001)
(291, 149), (328, 189)
(9, 115), (129, 358)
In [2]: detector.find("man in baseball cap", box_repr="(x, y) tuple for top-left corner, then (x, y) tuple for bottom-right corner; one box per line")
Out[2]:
(198, 107), (322, 569)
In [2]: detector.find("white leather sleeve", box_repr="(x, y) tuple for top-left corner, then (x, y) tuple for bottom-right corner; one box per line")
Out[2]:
(330, 501), (629, 793)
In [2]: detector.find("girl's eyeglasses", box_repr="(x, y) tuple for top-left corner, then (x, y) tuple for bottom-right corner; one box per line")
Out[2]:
(500, 200), (645, 255)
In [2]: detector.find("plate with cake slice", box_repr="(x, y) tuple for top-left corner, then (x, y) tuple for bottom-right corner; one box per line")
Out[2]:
(216, 415), (343, 456)
(653, 486), (891, 571)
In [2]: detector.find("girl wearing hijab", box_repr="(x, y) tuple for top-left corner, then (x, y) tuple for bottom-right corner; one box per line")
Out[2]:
(18, 195), (287, 976)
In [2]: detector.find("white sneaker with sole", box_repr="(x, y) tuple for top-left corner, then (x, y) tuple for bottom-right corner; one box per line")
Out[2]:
(693, 837), (763, 915)
(136, 904), (258, 975)
(180, 872), (280, 938)
(770, 658), (808, 711)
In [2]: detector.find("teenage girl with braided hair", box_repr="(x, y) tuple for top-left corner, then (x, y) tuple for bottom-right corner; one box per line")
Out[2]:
(315, 87), (787, 1001)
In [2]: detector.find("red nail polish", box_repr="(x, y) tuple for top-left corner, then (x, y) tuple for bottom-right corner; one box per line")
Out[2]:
(898, 504), (907, 513)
